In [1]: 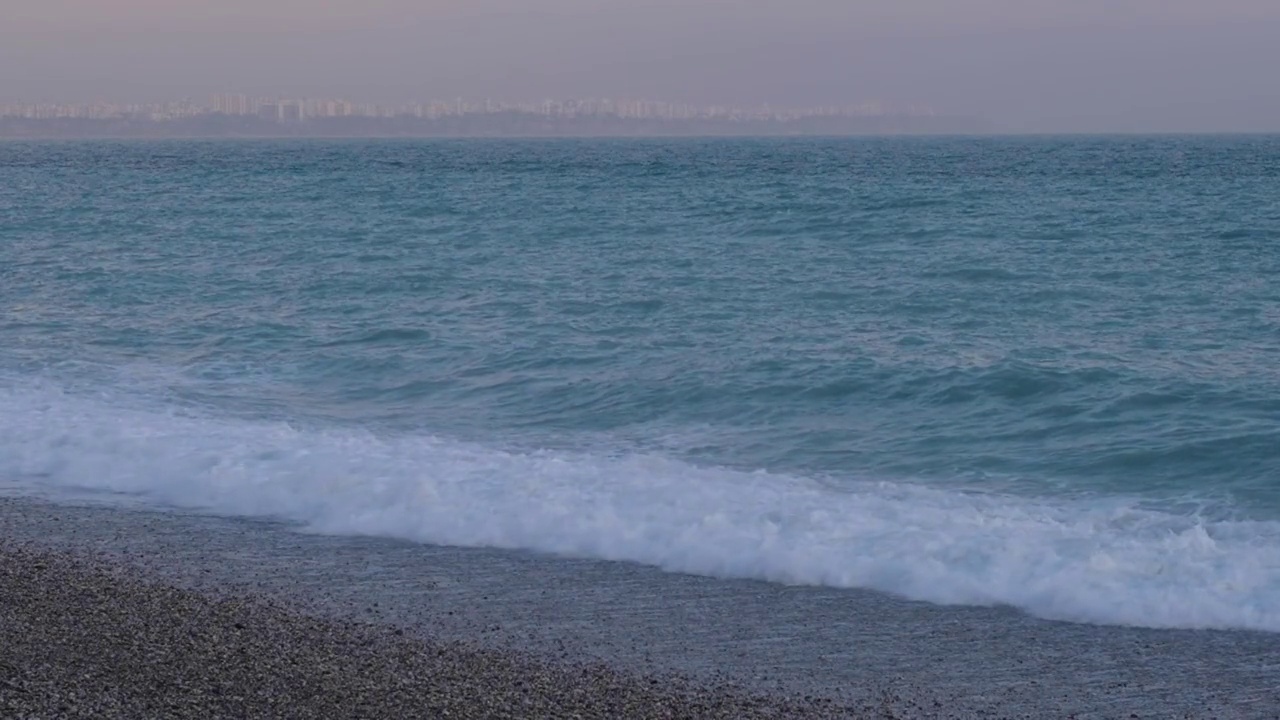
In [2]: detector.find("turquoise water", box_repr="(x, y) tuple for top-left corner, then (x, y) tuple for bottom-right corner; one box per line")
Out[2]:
(3, 137), (1279, 630)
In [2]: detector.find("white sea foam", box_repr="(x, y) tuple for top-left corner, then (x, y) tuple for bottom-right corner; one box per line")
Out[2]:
(3, 382), (1279, 632)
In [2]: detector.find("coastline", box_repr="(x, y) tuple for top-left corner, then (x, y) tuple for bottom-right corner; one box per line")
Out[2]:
(0, 542), (863, 719)
(2, 495), (1277, 718)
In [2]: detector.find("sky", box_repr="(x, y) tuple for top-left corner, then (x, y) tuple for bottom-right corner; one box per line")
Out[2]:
(3, 0), (1279, 132)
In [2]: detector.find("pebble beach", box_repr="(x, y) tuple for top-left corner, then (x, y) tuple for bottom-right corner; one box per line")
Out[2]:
(0, 541), (889, 719)
(4, 495), (1280, 719)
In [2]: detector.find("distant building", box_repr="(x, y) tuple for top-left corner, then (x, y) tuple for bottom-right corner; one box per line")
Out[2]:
(212, 94), (249, 115)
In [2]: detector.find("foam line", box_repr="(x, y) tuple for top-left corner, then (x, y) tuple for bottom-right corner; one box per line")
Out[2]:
(3, 383), (1278, 632)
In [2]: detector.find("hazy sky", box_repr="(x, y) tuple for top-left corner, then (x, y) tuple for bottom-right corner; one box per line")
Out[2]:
(4, 0), (1279, 131)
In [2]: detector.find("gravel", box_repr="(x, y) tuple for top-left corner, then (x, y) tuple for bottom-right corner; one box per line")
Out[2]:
(0, 541), (913, 719)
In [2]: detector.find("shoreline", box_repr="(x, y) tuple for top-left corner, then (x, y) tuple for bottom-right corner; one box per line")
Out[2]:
(0, 542), (866, 719)
(2, 495), (1277, 718)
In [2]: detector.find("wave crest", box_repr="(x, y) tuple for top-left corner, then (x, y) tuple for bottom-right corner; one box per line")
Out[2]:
(2, 383), (1278, 632)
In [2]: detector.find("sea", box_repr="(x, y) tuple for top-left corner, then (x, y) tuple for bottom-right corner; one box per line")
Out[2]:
(2, 136), (1278, 648)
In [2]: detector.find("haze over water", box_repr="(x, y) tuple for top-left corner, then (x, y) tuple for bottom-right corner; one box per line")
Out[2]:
(2, 136), (1278, 632)
(5, 0), (1280, 132)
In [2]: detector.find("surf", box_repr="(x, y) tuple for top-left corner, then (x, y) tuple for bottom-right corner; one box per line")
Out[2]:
(2, 381), (1278, 633)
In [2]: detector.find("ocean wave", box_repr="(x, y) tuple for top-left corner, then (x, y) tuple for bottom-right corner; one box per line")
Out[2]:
(2, 382), (1278, 633)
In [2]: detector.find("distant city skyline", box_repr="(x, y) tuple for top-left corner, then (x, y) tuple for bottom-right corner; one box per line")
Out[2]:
(5, 1), (1280, 132)
(0, 91), (988, 139)
(0, 93), (937, 124)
